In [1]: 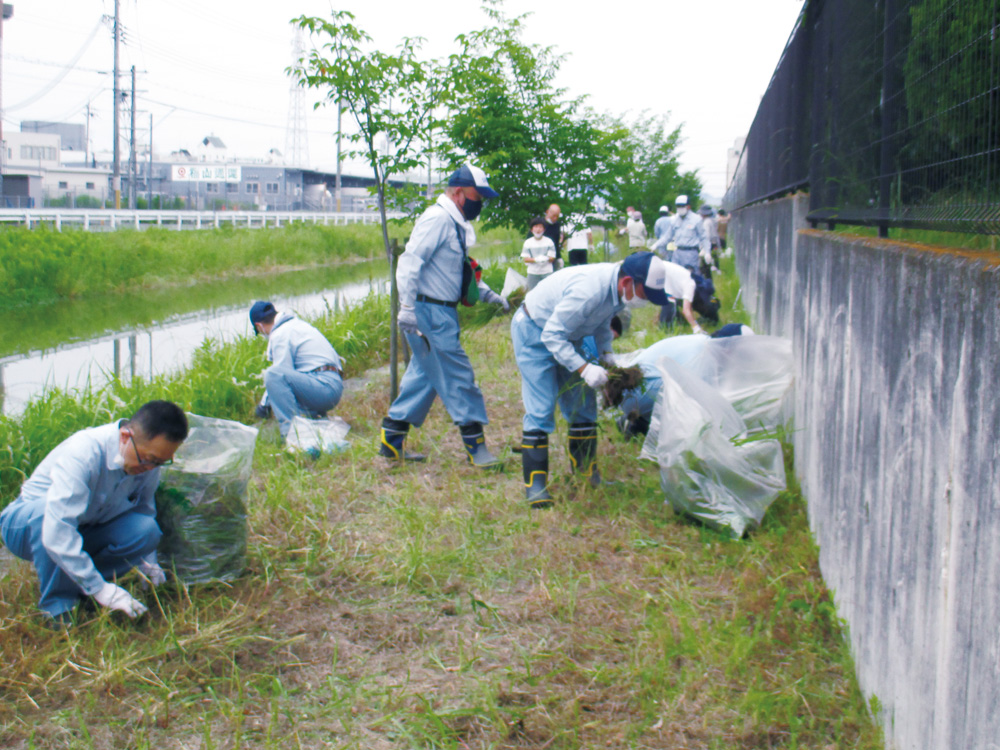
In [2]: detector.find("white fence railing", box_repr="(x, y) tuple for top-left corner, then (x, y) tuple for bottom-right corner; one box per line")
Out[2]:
(0, 209), (404, 231)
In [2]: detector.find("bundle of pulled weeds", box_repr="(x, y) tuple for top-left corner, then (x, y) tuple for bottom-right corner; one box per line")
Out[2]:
(602, 365), (644, 407)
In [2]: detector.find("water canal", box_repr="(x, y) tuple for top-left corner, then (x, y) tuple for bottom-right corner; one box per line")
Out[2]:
(0, 261), (389, 415)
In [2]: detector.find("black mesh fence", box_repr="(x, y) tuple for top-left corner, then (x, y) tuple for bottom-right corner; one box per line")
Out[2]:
(725, 0), (1000, 235)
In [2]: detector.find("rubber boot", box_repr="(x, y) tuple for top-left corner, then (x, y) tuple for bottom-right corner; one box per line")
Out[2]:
(568, 422), (605, 487)
(379, 417), (426, 462)
(522, 431), (552, 508)
(459, 422), (501, 469)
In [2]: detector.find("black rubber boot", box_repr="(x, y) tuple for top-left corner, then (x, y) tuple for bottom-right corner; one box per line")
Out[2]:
(459, 422), (501, 469)
(379, 417), (426, 462)
(522, 431), (552, 508)
(568, 422), (604, 487)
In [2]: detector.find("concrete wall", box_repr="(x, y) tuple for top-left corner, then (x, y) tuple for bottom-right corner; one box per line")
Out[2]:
(731, 195), (1000, 750)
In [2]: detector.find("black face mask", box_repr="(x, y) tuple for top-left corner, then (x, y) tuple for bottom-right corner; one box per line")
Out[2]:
(461, 197), (483, 221)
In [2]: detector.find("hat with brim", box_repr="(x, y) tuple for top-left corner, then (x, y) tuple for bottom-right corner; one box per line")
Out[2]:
(698, 204), (714, 216)
(249, 300), (276, 334)
(448, 163), (499, 199)
(675, 194), (689, 206)
(620, 251), (671, 306)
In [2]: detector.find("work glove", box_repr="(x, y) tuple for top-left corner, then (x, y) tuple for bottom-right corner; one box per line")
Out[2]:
(94, 581), (147, 618)
(480, 287), (509, 311)
(500, 296), (510, 312)
(581, 363), (610, 389)
(397, 305), (419, 335)
(692, 324), (706, 336)
(137, 555), (167, 586)
(711, 266), (721, 275)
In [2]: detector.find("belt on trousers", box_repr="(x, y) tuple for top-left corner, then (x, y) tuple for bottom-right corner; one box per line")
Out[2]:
(676, 245), (698, 250)
(311, 364), (342, 375)
(416, 294), (458, 308)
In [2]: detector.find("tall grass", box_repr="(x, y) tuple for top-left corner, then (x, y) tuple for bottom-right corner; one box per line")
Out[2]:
(0, 223), (390, 312)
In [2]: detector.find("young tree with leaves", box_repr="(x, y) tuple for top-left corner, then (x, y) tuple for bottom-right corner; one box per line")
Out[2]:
(289, 11), (444, 398)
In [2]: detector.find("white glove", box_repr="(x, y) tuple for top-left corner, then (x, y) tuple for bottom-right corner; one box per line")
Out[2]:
(711, 266), (721, 275)
(137, 556), (167, 586)
(581, 363), (609, 389)
(692, 324), (706, 335)
(94, 581), (148, 618)
(397, 305), (419, 335)
(500, 296), (510, 312)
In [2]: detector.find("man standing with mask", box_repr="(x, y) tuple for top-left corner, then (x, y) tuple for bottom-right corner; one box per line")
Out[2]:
(510, 251), (676, 507)
(649, 195), (711, 273)
(379, 163), (502, 468)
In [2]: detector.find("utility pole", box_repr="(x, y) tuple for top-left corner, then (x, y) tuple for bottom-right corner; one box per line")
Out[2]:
(148, 113), (153, 208)
(112, 0), (121, 208)
(0, 4), (13, 205)
(129, 65), (137, 208)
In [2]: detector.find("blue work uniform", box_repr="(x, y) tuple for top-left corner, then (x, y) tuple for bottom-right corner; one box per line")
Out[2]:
(388, 194), (489, 428)
(653, 215), (673, 262)
(0, 421), (163, 617)
(511, 263), (624, 434)
(263, 311), (344, 437)
(650, 212), (710, 271)
(619, 334), (710, 423)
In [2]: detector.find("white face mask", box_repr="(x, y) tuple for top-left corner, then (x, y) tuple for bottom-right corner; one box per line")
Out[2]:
(625, 294), (649, 309)
(677, 206), (689, 217)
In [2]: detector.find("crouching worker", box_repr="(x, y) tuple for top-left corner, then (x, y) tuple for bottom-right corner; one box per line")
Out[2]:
(0, 400), (188, 624)
(616, 324), (754, 438)
(511, 251), (675, 507)
(249, 301), (344, 440)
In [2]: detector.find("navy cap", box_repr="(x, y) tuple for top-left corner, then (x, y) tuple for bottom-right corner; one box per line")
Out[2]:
(620, 251), (671, 306)
(249, 300), (276, 334)
(447, 163), (499, 199)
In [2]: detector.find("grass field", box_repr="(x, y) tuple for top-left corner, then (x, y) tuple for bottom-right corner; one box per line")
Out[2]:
(0, 254), (884, 749)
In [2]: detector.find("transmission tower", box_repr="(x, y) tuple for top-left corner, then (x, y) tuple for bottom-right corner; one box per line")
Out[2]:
(284, 28), (309, 167)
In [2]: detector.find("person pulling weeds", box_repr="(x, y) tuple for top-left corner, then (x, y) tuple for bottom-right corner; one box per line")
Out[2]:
(510, 251), (676, 507)
(0, 400), (188, 625)
(250, 300), (344, 441)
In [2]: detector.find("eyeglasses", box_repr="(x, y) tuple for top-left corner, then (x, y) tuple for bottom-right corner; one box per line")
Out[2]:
(129, 432), (173, 467)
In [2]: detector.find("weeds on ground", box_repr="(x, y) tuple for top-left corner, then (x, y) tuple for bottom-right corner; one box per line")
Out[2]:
(0, 259), (882, 749)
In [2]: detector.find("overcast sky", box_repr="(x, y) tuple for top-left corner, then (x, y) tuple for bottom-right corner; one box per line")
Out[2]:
(3, 0), (804, 201)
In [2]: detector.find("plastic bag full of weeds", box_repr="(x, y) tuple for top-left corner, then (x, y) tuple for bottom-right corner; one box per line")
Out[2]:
(156, 414), (258, 584)
(640, 357), (786, 538)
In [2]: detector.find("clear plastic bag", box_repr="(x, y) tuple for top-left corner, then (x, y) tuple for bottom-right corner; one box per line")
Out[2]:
(285, 415), (350, 456)
(641, 357), (787, 538)
(500, 268), (528, 299)
(681, 335), (794, 431)
(155, 414), (258, 583)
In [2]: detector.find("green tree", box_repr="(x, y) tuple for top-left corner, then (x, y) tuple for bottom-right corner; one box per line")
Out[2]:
(604, 112), (702, 228)
(289, 11), (445, 398)
(438, 1), (630, 232)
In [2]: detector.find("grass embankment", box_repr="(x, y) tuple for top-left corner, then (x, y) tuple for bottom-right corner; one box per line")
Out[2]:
(0, 256), (883, 749)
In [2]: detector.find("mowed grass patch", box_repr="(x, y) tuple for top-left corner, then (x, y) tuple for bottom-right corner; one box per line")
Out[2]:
(0, 282), (882, 748)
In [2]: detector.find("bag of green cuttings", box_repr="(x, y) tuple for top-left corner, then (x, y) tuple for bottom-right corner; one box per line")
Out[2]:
(155, 414), (258, 583)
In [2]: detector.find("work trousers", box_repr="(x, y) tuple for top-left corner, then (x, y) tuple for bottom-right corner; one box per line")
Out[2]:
(387, 301), (489, 427)
(510, 307), (596, 434)
(264, 366), (343, 438)
(0, 498), (160, 617)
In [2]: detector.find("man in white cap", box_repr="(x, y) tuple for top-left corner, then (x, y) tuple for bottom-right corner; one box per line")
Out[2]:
(379, 162), (505, 468)
(510, 251), (677, 507)
(649, 195), (710, 273)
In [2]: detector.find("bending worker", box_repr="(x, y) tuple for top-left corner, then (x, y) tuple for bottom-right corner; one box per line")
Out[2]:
(0, 400), (189, 624)
(250, 300), (344, 441)
(649, 194), (711, 273)
(511, 251), (675, 507)
(379, 163), (504, 467)
(616, 324), (754, 438)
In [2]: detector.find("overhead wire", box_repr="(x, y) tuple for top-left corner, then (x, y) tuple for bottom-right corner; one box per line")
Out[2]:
(6, 18), (106, 111)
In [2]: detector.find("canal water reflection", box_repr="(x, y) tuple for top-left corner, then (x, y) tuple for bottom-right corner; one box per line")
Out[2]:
(0, 262), (389, 415)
